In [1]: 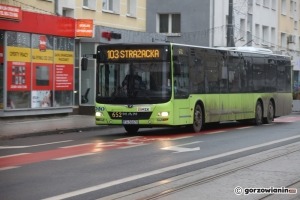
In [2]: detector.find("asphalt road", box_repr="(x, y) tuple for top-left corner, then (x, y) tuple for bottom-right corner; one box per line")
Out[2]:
(1, 115), (300, 200)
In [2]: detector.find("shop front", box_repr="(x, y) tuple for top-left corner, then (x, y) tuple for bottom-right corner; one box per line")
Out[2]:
(0, 5), (75, 117)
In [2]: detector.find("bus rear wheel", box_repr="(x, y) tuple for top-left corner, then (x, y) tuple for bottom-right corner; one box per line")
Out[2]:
(192, 104), (203, 132)
(124, 125), (139, 134)
(254, 101), (263, 125)
(263, 101), (274, 124)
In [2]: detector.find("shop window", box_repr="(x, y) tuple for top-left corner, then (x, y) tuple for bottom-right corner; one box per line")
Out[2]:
(54, 37), (74, 107)
(6, 31), (31, 109)
(31, 34), (54, 108)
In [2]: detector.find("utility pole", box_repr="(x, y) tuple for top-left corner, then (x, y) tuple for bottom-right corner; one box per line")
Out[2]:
(227, 0), (235, 47)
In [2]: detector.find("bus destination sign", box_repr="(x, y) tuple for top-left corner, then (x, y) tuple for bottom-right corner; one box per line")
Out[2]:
(97, 45), (170, 63)
(107, 49), (160, 60)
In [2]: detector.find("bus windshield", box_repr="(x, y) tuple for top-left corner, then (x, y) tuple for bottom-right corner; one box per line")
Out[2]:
(96, 61), (171, 104)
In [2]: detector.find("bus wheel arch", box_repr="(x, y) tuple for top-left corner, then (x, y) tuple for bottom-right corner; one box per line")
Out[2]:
(254, 99), (263, 125)
(263, 99), (275, 124)
(191, 101), (205, 133)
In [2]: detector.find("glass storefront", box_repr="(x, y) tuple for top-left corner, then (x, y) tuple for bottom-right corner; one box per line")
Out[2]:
(3, 31), (74, 110)
(80, 43), (95, 105)
(0, 31), (4, 110)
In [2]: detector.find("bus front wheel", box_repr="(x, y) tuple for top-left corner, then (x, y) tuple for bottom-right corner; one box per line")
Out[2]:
(254, 101), (263, 125)
(263, 101), (274, 124)
(192, 104), (203, 132)
(124, 125), (139, 134)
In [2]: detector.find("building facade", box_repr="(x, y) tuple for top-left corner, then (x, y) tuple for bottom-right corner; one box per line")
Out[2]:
(278, 0), (300, 102)
(146, 0), (212, 46)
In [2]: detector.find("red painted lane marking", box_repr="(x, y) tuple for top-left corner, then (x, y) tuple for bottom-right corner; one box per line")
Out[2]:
(0, 144), (95, 168)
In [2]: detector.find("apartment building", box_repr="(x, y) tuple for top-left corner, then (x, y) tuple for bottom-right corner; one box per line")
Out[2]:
(278, 0), (300, 101)
(146, 0), (300, 106)
(0, 0), (165, 117)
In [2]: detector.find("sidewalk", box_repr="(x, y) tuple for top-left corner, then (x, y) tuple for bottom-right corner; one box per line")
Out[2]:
(0, 114), (106, 140)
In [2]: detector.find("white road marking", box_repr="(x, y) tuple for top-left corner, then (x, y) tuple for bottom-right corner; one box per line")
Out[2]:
(52, 153), (95, 160)
(42, 135), (300, 200)
(0, 153), (31, 159)
(0, 166), (20, 171)
(60, 143), (93, 148)
(0, 140), (73, 149)
(161, 141), (202, 153)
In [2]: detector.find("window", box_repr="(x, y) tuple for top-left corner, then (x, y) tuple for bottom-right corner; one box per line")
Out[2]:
(252, 56), (265, 92)
(228, 55), (242, 93)
(271, 0), (276, 9)
(102, 0), (120, 13)
(256, 0), (261, 5)
(158, 13), (181, 34)
(6, 32), (31, 109)
(255, 24), (260, 44)
(240, 18), (246, 40)
(263, 0), (270, 7)
(281, 33), (287, 48)
(295, 21), (298, 30)
(271, 27), (275, 46)
(83, 0), (96, 10)
(281, 0), (287, 15)
(62, 8), (74, 18)
(127, 0), (136, 17)
(262, 26), (269, 45)
(54, 37), (74, 107)
(290, 0), (297, 17)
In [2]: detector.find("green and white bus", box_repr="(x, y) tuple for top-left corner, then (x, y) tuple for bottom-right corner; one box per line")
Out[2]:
(89, 43), (292, 133)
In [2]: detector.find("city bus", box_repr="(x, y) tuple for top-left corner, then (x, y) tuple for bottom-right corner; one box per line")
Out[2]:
(85, 43), (292, 134)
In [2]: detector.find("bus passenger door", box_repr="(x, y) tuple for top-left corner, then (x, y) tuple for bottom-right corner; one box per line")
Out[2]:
(173, 53), (192, 125)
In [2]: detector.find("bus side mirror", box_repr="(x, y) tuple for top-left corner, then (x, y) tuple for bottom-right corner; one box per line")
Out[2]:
(81, 57), (88, 71)
(174, 63), (181, 76)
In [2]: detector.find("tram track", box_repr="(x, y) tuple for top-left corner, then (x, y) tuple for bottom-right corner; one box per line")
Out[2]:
(101, 141), (300, 200)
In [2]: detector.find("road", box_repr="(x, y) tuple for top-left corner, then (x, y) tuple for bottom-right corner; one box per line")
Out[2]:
(0, 115), (300, 200)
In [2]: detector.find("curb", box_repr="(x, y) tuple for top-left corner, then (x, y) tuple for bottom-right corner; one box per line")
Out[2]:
(0, 125), (113, 140)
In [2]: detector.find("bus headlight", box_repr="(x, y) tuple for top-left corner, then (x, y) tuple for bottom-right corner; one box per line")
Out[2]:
(96, 112), (103, 117)
(158, 111), (169, 117)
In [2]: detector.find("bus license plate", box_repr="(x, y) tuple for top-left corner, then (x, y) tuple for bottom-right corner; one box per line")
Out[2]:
(122, 120), (138, 124)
